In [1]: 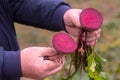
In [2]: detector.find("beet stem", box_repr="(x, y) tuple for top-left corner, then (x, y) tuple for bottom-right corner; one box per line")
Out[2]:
(67, 54), (74, 76)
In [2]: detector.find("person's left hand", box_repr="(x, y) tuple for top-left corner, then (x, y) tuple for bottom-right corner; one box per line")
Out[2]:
(21, 47), (65, 80)
(63, 9), (101, 46)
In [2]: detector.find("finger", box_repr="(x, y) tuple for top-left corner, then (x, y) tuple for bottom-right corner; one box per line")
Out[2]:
(36, 57), (60, 70)
(93, 29), (101, 34)
(37, 55), (65, 74)
(82, 32), (95, 38)
(34, 57), (61, 79)
(82, 36), (96, 42)
(65, 9), (82, 28)
(90, 29), (101, 36)
(66, 26), (81, 37)
(82, 29), (101, 38)
(86, 40), (98, 46)
(82, 34), (100, 42)
(71, 13), (81, 28)
(46, 55), (66, 76)
(40, 47), (57, 56)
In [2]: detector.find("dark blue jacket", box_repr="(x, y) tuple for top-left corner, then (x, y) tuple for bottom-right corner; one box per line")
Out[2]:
(0, 0), (71, 80)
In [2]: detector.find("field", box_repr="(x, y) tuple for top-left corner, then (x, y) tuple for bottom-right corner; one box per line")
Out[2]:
(14, 0), (120, 80)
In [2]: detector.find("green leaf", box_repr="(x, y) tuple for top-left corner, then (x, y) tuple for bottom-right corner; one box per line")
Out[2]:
(95, 54), (103, 73)
(95, 54), (107, 63)
(88, 70), (95, 78)
(87, 53), (94, 67)
(85, 51), (108, 80)
(100, 72), (108, 80)
(86, 53), (96, 72)
(90, 60), (96, 72)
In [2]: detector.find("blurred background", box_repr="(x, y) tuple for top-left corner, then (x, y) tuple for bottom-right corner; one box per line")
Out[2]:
(18, 0), (120, 80)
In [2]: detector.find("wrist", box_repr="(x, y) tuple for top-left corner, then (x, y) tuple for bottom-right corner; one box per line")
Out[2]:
(52, 5), (71, 31)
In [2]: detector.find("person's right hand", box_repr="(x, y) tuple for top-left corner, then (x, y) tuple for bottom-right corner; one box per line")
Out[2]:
(21, 47), (65, 80)
(63, 9), (101, 46)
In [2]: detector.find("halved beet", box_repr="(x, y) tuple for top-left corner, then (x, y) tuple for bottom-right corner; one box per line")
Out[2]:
(52, 32), (78, 54)
(80, 8), (103, 30)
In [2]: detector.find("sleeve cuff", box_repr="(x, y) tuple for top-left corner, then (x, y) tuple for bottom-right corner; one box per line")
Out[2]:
(0, 47), (3, 77)
(52, 5), (71, 31)
(3, 50), (22, 77)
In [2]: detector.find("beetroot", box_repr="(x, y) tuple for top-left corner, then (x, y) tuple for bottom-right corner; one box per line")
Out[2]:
(52, 32), (78, 54)
(80, 8), (103, 30)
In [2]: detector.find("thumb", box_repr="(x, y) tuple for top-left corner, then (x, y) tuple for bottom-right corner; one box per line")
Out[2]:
(71, 9), (82, 28)
(64, 9), (82, 28)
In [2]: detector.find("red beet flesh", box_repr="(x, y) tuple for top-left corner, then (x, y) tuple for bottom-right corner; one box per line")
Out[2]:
(80, 8), (103, 30)
(52, 32), (78, 54)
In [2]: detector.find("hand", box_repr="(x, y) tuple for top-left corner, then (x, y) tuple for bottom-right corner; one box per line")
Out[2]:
(63, 9), (101, 46)
(21, 47), (65, 80)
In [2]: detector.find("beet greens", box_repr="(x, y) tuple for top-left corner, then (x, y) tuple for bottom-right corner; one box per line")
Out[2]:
(52, 8), (108, 80)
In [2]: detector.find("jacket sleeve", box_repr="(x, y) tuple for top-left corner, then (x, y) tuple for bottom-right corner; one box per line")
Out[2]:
(0, 47), (22, 77)
(0, 47), (3, 79)
(9, 0), (71, 31)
